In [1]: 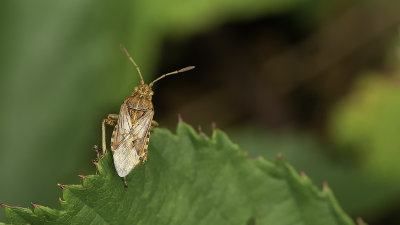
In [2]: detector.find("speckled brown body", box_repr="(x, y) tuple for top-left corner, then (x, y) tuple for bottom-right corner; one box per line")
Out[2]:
(101, 45), (194, 182)
(110, 84), (154, 177)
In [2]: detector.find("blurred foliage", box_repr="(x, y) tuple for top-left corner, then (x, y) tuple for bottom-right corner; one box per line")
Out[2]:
(328, 70), (400, 220)
(330, 72), (400, 180)
(2, 123), (356, 225)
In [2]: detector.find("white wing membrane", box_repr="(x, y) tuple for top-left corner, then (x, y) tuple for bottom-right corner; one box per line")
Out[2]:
(115, 103), (132, 144)
(113, 109), (153, 177)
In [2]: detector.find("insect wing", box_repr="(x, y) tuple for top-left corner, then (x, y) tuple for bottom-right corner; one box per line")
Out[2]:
(111, 103), (132, 150)
(112, 106), (153, 177)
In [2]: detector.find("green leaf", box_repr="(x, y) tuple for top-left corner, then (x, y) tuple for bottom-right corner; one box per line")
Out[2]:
(2, 123), (356, 225)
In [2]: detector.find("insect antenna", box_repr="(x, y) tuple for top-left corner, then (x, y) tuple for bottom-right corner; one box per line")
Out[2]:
(120, 44), (145, 85)
(149, 66), (195, 87)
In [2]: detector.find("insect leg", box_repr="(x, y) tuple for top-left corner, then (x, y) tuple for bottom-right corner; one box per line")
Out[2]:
(123, 177), (128, 188)
(102, 115), (118, 154)
(108, 114), (119, 120)
(151, 120), (159, 129)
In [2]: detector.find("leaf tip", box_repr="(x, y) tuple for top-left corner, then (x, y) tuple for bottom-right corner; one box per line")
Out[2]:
(356, 217), (367, 225)
(77, 174), (88, 179)
(30, 202), (39, 208)
(323, 181), (329, 190)
(276, 153), (283, 160)
(197, 125), (209, 138)
(211, 121), (217, 131)
(177, 113), (184, 123)
(57, 183), (66, 190)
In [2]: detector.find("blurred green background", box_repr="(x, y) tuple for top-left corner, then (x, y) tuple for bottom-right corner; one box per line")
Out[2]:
(1, 0), (400, 224)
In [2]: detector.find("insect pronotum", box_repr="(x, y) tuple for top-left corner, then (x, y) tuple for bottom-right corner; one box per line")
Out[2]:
(101, 45), (194, 186)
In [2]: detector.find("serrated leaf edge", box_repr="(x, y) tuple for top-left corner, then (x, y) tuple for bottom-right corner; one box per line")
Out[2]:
(2, 122), (358, 225)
